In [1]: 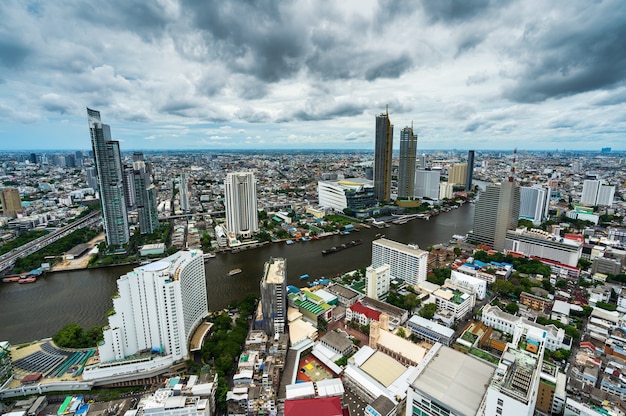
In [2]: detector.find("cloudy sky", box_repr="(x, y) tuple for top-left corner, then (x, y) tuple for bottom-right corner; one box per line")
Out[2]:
(1, 0), (625, 151)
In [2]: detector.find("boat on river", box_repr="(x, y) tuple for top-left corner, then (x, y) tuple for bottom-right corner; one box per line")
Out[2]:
(229, 268), (242, 276)
(300, 274), (309, 280)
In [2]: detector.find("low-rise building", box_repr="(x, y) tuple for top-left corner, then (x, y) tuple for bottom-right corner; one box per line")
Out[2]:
(406, 315), (455, 346)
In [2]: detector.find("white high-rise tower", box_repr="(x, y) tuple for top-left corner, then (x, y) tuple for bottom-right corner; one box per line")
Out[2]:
(224, 172), (259, 239)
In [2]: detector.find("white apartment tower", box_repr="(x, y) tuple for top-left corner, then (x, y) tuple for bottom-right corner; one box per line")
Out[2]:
(366, 264), (391, 300)
(371, 238), (428, 286)
(581, 180), (615, 206)
(224, 172), (259, 239)
(98, 250), (208, 362)
(414, 170), (440, 200)
(519, 185), (550, 225)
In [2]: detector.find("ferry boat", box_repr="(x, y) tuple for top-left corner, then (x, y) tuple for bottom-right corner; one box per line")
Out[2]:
(18, 277), (37, 284)
(228, 268), (242, 276)
(299, 274), (310, 280)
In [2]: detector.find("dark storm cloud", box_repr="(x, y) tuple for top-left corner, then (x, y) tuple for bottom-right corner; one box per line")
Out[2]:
(181, 0), (307, 83)
(505, 2), (626, 103)
(364, 54), (414, 81)
(282, 101), (368, 122)
(0, 40), (31, 67)
(420, 0), (505, 23)
(75, 1), (171, 41)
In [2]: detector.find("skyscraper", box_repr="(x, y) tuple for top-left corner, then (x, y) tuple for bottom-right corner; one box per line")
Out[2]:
(85, 166), (98, 192)
(414, 170), (441, 200)
(465, 150), (475, 192)
(88, 108), (129, 246)
(448, 163), (467, 186)
(224, 172), (259, 239)
(97, 249), (208, 363)
(134, 157), (159, 234)
(122, 165), (137, 210)
(0, 188), (23, 218)
(519, 185), (550, 225)
(471, 181), (520, 251)
(581, 179), (615, 206)
(397, 125), (417, 200)
(260, 257), (287, 336)
(374, 109), (393, 202)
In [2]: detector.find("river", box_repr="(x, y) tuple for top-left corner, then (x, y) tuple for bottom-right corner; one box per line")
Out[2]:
(0, 204), (474, 344)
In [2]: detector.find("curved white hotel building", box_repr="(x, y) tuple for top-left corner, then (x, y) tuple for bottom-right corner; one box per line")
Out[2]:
(98, 249), (208, 363)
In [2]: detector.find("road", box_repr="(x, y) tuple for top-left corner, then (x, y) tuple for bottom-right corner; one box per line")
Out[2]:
(0, 210), (102, 273)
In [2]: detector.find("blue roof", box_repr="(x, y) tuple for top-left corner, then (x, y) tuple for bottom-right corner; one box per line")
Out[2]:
(287, 285), (300, 294)
(473, 260), (488, 268)
(463, 263), (479, 269)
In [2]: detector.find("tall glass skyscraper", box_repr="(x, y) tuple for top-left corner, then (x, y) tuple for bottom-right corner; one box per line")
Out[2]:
(398, 125), (418, 200)
(470, 181), (520, 251)
(133, 157), (159, 235)
(88, 108), (129, 246)
(224, 172), (259, 239)
(374, 109), (393, 202)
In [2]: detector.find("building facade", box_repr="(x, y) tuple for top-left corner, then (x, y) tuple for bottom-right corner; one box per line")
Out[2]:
(465, 150), (475, 192)
(371, 238), (428, 286)
(397, 125), (417, 200)
(0, 188), (23, 218)
(260, 257), (287, 337)
(317, 179), (376, 213)
(365, 263), (391, 301)
(519, 185), (550, 225)
(134, 160), (159, 234)
(224, 172), (259, 239)
(448, 163), (467, 186)
(98, 249), (208, 362)
(374, 110), (393, 202)
(88, 108), (130, 246)
(471, 181), (520, 251)
(414, 170), (440, 200)
(179, 173), (190, 213)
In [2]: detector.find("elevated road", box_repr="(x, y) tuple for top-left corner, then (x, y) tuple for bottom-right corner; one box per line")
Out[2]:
(0, 211), (102, 273)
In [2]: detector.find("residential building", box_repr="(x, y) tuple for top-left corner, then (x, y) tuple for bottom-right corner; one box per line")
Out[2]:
(88, 108), (130, 246)
(85, 166), (98, 191)
(519, 292), (553, 312)
(371, 238), (428, 286)
(96, 249), (208, 363)
(448, 163), (467, 186)
(365, 263), (391, 301)
(439, 181), (454, 200)
(0, 188), (22, 218)
(122, 165), (136, 210)
(260, 257), (287, 337)
(224, 172), (259, 239)
(374, 110), (393, 202)
(414, 170), (440, 200)
(448, 270), (487, 300)
(470, 181), (520, 251)
(317, 178), (376, 213)
(581, 180), (615, 206)
(481, 305), (571, 351)
(519, 185), (550, 225)
(505, 228), (582, 267)
(134, 159), (159, 234)
(397, 125), (417, 200)
(465, 150), (475, 192)
(432, 284), (475, 323)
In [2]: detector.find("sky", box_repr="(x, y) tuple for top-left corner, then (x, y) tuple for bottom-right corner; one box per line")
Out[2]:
(0, 0), (625, 152)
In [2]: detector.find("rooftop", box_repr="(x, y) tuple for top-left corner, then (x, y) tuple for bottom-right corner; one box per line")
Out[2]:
(264, 257), (286, 284)
(490, 347), (539, 403)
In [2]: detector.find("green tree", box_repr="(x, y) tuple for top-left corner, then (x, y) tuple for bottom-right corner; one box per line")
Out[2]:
(419, 303), (437, 320)
(396, 327), (407, 338)
(577, 258), (591, 270)
(505, 302), (519, 314)
(491, 280), (515, 296)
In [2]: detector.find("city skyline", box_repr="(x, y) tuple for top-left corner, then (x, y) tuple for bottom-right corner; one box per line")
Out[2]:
(1, 1), (625, 151)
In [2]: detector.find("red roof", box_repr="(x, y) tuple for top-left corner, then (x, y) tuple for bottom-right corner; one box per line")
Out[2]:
(21, 373), (42, 383)
(284, 397), (344, 416)
(350, 302), (381, 320)
(564, 233), (584, 243)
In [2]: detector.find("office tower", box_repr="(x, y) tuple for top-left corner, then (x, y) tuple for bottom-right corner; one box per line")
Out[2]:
(98, 249), (208, 362)
(260, 257), (287, 336)
(471, 181), (520, 251)
(224, 172), (259, 239)
(134, 159), (159, 234)
(0, 188), (23, 218)
(29, 153), (37, 164)
(448, 163), (467, 186)
(122, 166), (136, 210)
(418, 154), (427, 169)
(371, 238), (428, 286)
(88, 108), (130, 246)
(397, 125), (417, 200)
(0, 341), (11, 389)
(519, 185), (550, 226)
(414, 170), (440, 200)
(179, 173), (190, 213)
(581, 180), (615, 206)
(317, 179), (376, 212)
(465, 150), (475, 192)
(85, 166), (98, 191)
(366, 264), (391, 300)
(65, 153), (76, 168)
(132, 152), (144, 162)
(374, 109), (393, 202)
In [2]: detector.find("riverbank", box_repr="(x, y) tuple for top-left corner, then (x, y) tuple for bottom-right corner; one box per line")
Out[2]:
(50, 233), (105, 272)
